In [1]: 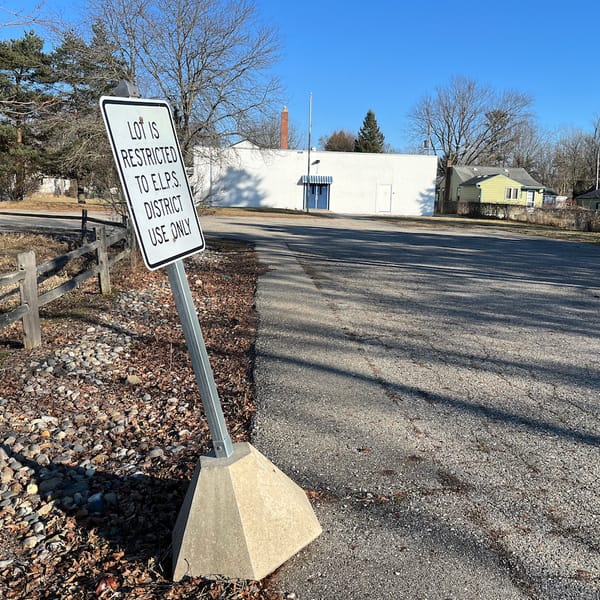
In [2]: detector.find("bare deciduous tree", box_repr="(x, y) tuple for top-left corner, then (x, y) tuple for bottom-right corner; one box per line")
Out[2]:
(241, 111), (301, 149)
(549, 129), (597, 197)
(0, 4), (46, 29)
(90, 0), (281, 159)
(409, 76), (533, 168)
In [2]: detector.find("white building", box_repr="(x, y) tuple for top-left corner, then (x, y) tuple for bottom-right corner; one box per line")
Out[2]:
(38, 177), (72, 196)
(192, 141), (437, 216)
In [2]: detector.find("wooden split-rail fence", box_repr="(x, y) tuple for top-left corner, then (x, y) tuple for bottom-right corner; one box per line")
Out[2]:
(0, 222), (130, 349)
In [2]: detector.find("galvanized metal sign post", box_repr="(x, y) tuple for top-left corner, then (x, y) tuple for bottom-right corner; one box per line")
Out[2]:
(100, 94), (233, 458)
(165, 259), (233, 457)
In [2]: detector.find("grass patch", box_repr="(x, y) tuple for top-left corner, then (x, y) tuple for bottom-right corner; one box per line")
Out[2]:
(0, 192), (114, 212)
(200, 206), (320, 218)
(0, 231), (75, 271)
(202, 208), (600, 243)
(0, 231), (102, 315)
(373, 215), (600, 244)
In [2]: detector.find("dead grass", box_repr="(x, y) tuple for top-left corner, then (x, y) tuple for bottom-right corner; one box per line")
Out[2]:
(0, 193), (113, 213)
(373, 215), (600, 244)
(199, 206), (320, 218)
(202, 208), (600, 243)
(0, 231), (74, 271)
(0, 231), (92, 313)
(5, 195), (600, 245)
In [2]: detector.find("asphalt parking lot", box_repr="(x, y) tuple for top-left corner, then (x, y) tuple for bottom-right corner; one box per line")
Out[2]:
(203, 214), (600, 600)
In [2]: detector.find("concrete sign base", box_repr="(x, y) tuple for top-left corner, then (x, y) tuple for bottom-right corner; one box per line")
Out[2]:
(172, 442), (322, 581)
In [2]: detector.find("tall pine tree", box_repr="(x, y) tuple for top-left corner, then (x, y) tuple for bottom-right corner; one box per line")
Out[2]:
(354, 109), (385, 153)
(0, 31), (55, 199)
(47, 23), (127, 200)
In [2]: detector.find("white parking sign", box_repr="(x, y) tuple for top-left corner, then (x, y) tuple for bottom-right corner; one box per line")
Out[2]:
(100, 97), (205, 270)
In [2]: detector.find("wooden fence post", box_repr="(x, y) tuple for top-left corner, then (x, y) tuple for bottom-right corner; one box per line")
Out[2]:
(81, 209), (88, 242)
(18, 251), (41, 349)
(122, 215), (139, 268)
(95, 226), (111, 295)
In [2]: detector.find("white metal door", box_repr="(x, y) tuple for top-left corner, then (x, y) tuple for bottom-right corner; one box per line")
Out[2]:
(376, 184), (392, 213)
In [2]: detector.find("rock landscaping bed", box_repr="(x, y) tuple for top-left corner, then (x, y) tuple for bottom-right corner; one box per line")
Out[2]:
(0, 239), (281, 599)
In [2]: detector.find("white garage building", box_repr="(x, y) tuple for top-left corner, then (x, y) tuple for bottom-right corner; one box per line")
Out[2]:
(192, 141), (437, 216)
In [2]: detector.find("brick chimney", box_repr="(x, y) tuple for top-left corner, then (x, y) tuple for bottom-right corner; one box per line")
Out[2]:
(280, 106), (289, 150)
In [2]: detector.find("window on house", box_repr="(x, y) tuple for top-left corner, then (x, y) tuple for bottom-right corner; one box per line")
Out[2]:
(505, 187), (520, 200)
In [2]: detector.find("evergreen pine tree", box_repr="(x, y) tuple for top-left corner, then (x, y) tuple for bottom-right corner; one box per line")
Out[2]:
(0, 31), (55, 199)
(354, 109), (385, 153)
(47, 23), (128, 200)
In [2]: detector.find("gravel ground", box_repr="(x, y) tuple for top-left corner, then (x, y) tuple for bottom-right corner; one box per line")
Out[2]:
(3, 214), (600, 599)
(0, 242), (278, 599)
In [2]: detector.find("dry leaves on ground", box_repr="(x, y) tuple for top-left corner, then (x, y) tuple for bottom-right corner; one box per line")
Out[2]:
(0, 237), (283, 600)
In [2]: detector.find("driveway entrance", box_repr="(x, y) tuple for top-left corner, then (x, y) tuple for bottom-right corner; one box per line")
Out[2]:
(202, 214), (600, 599)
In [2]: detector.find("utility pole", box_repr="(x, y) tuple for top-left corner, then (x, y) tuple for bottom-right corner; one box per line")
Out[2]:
(595, 120), (600, 190)
(305, 92), (312, 213)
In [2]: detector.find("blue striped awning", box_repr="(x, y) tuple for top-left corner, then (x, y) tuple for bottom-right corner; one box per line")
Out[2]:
(300, 175), (333, 184)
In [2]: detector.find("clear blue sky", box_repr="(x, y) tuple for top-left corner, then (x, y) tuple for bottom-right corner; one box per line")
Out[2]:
(259, 0), (600, 150)
(2, 0), (599, 151)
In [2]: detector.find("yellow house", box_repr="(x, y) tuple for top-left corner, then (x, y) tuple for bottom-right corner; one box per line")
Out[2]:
(458, 173), (545, 208)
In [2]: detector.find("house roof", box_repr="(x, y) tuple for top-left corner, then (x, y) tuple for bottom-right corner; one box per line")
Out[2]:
(459, 172), (546, 190)
(452, 166), (545, 188)
(576, 188), (600, 200)
(231, 140), (260, 150)
(460, 174), (501, 187)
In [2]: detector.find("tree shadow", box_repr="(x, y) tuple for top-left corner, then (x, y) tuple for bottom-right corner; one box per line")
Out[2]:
(417, 186), (435, 216)
(0, 442), (202, 584)
(209, 167), (267, 208)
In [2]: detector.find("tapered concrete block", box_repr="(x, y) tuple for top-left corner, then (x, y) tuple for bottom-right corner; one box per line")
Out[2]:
(172, 442), (322, 581)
